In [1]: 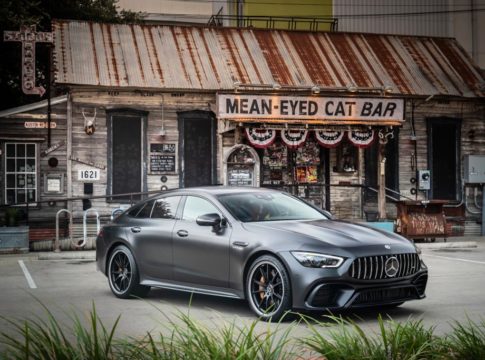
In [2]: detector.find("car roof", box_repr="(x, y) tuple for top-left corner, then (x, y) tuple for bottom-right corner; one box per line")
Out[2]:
(159, 186), (279, 197)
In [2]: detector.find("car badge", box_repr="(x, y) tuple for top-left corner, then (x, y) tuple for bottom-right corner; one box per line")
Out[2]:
(384, 244), (391, 250)
(384, 256), (400, 277)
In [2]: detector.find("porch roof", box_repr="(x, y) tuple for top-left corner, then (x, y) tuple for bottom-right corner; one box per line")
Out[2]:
(52, 20), (484, 98)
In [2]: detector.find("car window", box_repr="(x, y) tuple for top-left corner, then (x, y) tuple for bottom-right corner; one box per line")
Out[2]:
(127, 203), (144, 217)
(151, 196), (181, 219)
(136, 200), (155, 218)
(217, 192), (328, 222)
(182, 196), (220, 222)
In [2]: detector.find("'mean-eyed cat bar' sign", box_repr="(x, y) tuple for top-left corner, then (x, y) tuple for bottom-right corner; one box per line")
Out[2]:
(217, 94), (404, 125)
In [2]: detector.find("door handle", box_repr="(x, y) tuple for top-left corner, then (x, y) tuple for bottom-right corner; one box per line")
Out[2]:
(232, 241), (249, 248)
(177, 229), (189, 237)
(131, 227), (141, 233)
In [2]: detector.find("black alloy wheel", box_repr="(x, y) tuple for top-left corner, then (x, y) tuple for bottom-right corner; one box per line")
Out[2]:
(246, 255), (291, 321)
(108, 245), (150, 299)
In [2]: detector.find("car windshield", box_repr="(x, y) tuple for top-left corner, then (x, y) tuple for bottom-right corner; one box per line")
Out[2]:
(217, 192), (328, 222)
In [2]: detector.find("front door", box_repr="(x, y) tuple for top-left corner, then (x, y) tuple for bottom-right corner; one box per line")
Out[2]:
(178, 111), (216, 187)
(427, 118), (461, 200)
(109, 112), (146, 200)
(173, 195), (231, 288)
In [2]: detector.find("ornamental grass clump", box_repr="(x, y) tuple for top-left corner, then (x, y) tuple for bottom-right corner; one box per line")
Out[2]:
(302, 314), (442, 360)
(446, 316), (485, 360)
(0, 303), (120, 360)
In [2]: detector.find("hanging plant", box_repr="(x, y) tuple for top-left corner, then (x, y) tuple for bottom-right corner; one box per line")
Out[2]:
(348, 129), (375, 148)
(315, 130), (344, 148)
(280, 129), (308, 149)
(245, 128), (276, 148)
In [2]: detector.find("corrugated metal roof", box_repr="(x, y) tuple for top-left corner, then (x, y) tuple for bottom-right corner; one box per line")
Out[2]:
(52, 20), (484, 98)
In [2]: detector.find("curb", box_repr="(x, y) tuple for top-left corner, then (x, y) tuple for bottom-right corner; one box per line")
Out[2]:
(37, 251), (96, 261)
(416, 241), (477, 250)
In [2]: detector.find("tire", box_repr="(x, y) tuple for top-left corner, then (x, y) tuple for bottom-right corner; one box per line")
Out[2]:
(246, 255), (292, 321)
(107, 245), (150, 299)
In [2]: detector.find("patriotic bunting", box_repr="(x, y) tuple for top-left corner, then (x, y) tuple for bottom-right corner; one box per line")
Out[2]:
(280, 129), (308, 148)
(348, 130), (375, 148)
(245, 128), (276, 148)
(315, 130), (344, 148)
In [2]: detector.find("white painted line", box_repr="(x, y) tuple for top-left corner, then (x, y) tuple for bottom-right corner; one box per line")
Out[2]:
(425, 253), (485, 265)
(18, 260), (37, 289)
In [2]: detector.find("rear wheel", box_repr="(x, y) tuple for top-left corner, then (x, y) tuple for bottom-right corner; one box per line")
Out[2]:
(246, 255), (291, 321)
(107, 245), (150, 298)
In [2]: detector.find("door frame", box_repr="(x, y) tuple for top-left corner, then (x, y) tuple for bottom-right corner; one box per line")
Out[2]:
(426, 117), (461, 201)
(177, 110), (217, 188)
(107, 109), (148, 200)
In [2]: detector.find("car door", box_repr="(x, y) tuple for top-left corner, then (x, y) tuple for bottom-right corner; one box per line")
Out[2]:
(173, 195), (232, 288)
(128, 196), (182, 281)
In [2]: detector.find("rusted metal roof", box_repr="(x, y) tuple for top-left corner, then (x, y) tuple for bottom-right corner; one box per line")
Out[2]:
(52, 20), (484, 98)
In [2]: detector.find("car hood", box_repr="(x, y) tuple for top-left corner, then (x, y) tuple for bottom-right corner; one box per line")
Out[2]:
(243, 219), (412, 249)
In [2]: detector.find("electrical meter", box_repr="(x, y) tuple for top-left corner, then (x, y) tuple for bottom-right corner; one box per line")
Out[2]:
(418, 170), (431, 190)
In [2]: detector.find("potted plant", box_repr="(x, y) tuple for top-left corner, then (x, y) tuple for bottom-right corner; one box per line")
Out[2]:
(0, 207), (29, 253)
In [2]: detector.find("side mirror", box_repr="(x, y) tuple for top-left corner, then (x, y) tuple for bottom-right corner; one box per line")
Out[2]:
(196, 213), (222, 227)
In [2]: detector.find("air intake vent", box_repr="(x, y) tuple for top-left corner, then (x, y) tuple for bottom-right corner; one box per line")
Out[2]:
(349, 253), (420, 280)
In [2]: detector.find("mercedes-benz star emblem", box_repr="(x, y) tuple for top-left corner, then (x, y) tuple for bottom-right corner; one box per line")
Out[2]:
(384, 244), (391, 250)
(384, 256), (399, 277)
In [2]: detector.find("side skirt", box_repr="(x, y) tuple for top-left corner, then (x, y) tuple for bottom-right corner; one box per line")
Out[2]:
(141, 279), (243, 299)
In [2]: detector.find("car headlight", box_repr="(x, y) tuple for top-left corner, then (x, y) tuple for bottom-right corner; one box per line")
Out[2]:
(291, 251), (344, 268)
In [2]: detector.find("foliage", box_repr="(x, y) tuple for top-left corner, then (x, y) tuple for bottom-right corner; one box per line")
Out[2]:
(1, 304), (485, 360)
(0, 0), (141, 110)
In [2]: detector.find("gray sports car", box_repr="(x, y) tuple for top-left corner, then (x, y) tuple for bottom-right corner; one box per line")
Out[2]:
(96, 186), (428, 321)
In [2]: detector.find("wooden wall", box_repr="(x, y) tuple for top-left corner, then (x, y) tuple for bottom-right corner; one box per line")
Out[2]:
(0, 100), (68, 236)
(69, 90), (216, 217)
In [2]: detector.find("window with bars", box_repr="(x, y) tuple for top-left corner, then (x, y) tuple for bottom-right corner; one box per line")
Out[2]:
(4, 143), (37, 204)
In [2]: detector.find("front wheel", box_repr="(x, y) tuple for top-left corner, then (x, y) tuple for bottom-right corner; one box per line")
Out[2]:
(246, 255), (292, 321)
(107, 245), (150, 299)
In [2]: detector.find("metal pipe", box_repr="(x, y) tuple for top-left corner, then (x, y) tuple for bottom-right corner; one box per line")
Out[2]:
(81, 208), (100, 248)
(473, 186), (482, 209)
(55, 209), (72, 252)
(465, 187), (481, 215)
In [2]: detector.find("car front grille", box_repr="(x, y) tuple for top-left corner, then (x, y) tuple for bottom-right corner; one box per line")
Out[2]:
(349, 253), (421, 280)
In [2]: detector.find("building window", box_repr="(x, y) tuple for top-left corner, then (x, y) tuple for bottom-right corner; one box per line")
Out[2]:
(4, 143), (37, 204)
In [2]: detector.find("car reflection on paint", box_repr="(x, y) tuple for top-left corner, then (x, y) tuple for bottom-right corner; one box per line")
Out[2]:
(96, 186), (428, 321)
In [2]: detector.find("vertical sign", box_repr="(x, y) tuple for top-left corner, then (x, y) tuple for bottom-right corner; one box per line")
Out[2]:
(4, 25), (53, 96)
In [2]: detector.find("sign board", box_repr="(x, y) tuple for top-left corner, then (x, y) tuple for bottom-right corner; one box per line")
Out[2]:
(69, 156), (106, 170)
(24, 121), (57, 129)
(43, 173), (64, 194)
(150, 143), (176, 153)
(228, 168), (254, 186)
(78, 168), (100, 181)
(217, 94), (404, 123)
(150, 154), (176, 173)
(41, 140), (65, 157)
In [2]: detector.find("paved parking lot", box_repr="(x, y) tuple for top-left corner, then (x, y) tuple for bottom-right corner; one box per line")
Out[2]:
(1, 243), (485, 341)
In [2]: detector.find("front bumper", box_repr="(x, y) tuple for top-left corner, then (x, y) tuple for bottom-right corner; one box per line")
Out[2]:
(279, 252), (428, 311)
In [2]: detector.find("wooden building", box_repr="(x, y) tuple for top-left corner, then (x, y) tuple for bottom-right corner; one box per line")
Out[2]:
(1, 19), (484, 245)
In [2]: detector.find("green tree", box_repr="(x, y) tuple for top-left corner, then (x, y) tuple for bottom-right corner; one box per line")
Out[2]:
(0, 0), (140, 110)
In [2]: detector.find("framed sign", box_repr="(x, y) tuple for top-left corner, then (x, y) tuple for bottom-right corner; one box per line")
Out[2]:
(150, 143), (177, 173)
(43, 173), (64, 194)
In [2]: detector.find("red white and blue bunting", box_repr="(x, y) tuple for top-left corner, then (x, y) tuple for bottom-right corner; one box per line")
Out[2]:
(245, 128), (276, 148)
(348, 129), (375, 148)
(315, 130), (344, 148)
(280, 129), (308, 149)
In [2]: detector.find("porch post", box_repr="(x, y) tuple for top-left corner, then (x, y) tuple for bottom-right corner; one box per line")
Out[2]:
(378, 141), (387, 219)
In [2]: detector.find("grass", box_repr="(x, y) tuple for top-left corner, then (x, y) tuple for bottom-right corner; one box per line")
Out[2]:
(1, 304), (485, 360)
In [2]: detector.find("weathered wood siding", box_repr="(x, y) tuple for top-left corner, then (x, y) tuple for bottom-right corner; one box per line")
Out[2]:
(0, 100), (68, 236)
(69, 90), (217, 217)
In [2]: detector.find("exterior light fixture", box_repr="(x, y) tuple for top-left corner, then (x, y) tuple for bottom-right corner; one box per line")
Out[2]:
(272, 83), (282, 90)
(233, 81), (241, 90)
(347, 83), (358, 93)
(382, 85), (393, 94)
(311, 85), (321, 94)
